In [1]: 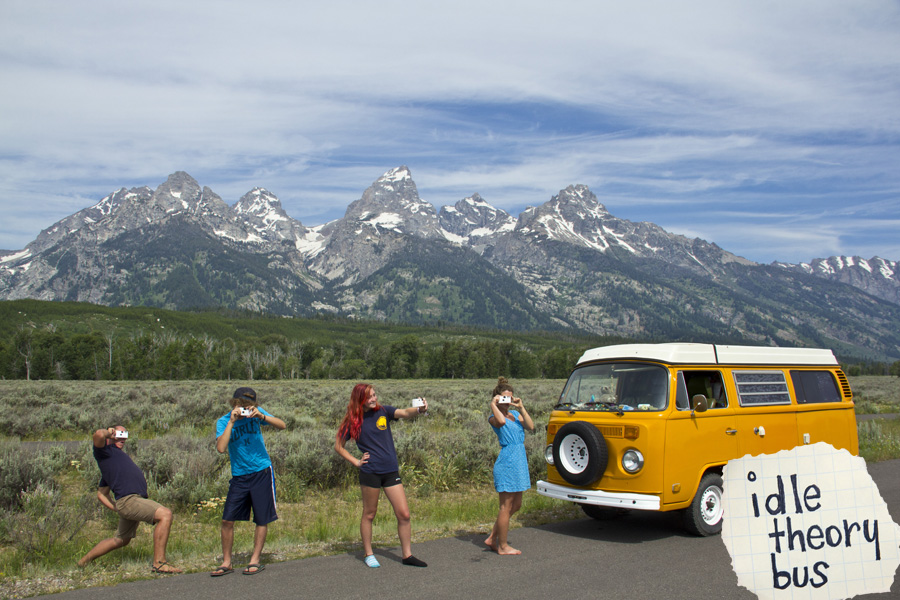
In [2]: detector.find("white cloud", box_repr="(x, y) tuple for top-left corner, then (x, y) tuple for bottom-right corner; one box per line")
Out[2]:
(0, 0), (898, 262)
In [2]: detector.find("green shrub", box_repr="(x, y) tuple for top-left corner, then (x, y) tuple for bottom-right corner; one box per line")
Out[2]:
(0, 482), (93, 560)
(858, 419), (900, 463)
(0, 442), (68, 510)
(133, 435), (227, 509)
(268, 428), (351, 492)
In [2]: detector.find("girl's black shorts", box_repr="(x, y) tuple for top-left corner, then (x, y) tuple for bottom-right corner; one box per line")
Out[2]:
(359, 470), (402, 489)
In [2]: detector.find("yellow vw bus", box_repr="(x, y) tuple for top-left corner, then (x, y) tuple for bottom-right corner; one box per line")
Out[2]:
(536, 343), (858, 536)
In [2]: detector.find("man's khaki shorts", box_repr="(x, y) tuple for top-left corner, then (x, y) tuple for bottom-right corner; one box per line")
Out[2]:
(114, 494), (163, 540)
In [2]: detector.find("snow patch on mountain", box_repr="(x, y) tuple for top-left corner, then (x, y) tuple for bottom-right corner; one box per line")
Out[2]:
(296, 226), (327, 258)
(1, 249), (31, 264)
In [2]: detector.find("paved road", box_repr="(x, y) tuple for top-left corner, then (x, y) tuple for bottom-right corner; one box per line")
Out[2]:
(33, 459), (900, 600)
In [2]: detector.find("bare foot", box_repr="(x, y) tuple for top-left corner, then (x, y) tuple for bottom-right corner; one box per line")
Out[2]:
(484, 536), (497, 551)
(497, 545), (522, 555)
(77, 556), (91, 567)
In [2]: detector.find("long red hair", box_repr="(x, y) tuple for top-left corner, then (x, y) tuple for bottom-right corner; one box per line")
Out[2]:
(338, 383), (380, 441)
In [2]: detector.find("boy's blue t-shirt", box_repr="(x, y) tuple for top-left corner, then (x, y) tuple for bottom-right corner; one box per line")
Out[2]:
(345, 405), (399, 474)
(216, 408), (274, 477)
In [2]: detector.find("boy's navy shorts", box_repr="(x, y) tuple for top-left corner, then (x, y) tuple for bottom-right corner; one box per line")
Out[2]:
(222, 466), (278, 525)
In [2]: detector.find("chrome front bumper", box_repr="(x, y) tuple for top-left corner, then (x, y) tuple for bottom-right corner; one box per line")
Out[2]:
(536, 480), (661, 511)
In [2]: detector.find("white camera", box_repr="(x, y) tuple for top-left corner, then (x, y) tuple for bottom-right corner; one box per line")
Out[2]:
(499, 395), (512, 404)
(239, 407), (252, 417)
(411, 398), (425, 408)
(114, 430), (128, 439)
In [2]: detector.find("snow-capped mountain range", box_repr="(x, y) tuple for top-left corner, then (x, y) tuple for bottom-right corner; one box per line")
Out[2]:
(1, 166), (898, 360)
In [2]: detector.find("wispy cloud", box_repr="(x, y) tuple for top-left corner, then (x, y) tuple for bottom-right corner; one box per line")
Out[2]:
(1, 0), (898, 263)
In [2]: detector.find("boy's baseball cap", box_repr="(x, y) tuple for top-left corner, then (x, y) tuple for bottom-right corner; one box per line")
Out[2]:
(233, 387), (257, 402)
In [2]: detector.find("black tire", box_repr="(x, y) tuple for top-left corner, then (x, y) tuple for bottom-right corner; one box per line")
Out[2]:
(552, 421), (608, 486)
(682, 472), (724, 536)
(580, 504), (629, 520)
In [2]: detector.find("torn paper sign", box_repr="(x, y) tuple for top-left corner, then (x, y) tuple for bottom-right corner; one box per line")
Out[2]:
(722, 443), (900, 600)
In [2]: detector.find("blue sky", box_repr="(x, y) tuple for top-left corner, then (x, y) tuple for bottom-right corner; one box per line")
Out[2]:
(1, 0), (898, 264)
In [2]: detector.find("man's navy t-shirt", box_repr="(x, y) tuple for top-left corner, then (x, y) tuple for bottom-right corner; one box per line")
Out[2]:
(94, 444), (148, 500)
(345, 406), (399, 474)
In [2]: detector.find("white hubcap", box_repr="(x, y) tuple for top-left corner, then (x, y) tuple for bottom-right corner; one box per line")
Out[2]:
(700, 485), (723, 525)
(559, 433), (589, 474)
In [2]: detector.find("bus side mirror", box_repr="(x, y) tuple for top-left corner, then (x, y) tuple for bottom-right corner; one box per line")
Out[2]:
(691, 394), (709, 414)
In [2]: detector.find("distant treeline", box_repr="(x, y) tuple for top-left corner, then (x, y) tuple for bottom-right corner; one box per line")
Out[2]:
(2, 327), (589, 380)
(0, 300), (606, 381)
(2, 300), (896, 381)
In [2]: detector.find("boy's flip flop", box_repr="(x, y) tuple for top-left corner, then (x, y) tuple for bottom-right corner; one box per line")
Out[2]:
(243, 563), (265, 575)
(210, 566), (234, 577)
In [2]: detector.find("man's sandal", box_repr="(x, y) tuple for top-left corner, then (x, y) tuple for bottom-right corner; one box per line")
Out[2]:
(210, 566), (234, 577)
(150, 561), (181, 574)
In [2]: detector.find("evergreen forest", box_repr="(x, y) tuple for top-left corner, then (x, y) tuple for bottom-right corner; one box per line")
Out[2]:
(0, 300), (618, 381)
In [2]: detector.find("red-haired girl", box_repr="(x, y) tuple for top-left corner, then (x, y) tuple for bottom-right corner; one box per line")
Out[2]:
(335, 383), (428, 568)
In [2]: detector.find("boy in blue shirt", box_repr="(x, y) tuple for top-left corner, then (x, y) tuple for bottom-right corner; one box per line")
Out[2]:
(211, 387), (286, 576)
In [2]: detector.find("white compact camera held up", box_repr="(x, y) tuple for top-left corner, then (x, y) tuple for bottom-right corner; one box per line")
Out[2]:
(239, 407), (253, 417)
(411, 397), (428, 415)
(498, 395), (512, 405)
(114, 430), (128, 439)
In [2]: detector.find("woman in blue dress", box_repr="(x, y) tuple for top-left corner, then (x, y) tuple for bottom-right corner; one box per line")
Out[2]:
(485, 377), (535, 555)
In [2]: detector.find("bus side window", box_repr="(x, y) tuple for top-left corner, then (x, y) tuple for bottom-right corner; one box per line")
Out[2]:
(685, 371), (728, 409)
(676, 372), (689, 409)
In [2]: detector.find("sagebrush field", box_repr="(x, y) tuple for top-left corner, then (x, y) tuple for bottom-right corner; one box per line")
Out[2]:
(0, 376), (898, 598)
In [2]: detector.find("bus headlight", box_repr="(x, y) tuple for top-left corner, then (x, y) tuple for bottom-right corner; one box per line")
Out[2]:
(544, 444), (555, 465)
(622, 449), (644, 474)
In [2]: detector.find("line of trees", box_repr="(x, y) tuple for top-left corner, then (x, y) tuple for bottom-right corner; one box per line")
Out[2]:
(846, 361), (900, 377)
(1, 326), (587, 381)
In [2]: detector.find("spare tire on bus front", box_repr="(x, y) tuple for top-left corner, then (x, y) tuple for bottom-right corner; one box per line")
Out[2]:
(552, 421), (608, 486)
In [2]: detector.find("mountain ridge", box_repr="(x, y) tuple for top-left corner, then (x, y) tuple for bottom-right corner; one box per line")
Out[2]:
(2, 167), (898, 361)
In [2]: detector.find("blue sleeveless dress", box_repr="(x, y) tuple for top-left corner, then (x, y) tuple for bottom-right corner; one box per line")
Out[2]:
(491, 410), (531, 493)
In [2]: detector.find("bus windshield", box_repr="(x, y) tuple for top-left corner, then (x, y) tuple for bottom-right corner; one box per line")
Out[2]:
(555, 363), (669, 412)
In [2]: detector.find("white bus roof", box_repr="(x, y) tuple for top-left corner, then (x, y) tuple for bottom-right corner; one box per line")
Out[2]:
(576, 343), (838, 366)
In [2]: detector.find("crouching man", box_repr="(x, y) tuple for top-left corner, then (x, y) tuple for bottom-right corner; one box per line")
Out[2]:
(78, 426), (182, 574)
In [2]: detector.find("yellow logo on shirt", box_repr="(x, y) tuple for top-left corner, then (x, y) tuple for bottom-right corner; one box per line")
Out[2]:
(376, 416), (387, 431)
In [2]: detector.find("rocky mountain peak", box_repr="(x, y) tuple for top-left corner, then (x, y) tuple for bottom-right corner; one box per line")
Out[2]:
(342, 166), (441, 239)
(439, 193), (516, 244)
(776, 255), (900, 305)
(153, 171), (201, 206)
(148, 172), (233, 222)
(550, 185), (611, 220)
(516, 184), (624, 252)
(378, 165), (413, 183)
(235, 187), (285, 218)
(23, 185), (156, 254)
(234, 187), (307, 243)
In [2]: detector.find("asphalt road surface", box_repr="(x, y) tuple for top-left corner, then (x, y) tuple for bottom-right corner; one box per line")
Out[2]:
(32, 459), (900, 600)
